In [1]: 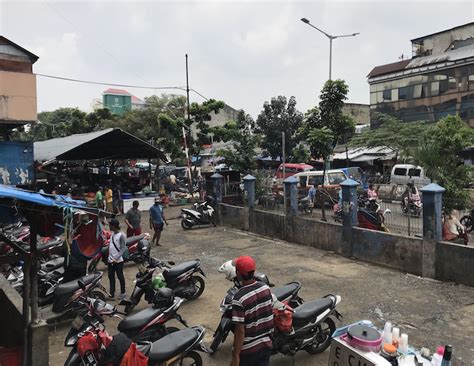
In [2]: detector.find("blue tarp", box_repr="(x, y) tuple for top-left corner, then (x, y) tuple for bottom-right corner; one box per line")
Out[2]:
(0, 185), (86, 208)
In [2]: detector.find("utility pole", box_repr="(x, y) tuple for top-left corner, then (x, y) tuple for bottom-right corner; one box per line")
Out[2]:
(185, 54), (193, 194)
(282, 132), (286, 211)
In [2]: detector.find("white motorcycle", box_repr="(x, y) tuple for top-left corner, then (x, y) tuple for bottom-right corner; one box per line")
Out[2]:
(181, 201), (216, 230)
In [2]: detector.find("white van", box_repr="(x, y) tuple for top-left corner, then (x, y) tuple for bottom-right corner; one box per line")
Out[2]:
(293, 169), (348, 188)
(390, 164), (430, 186)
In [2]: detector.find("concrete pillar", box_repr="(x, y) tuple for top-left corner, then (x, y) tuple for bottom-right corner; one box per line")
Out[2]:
(211, 173), (223, 204)
(243, 174), (256, 209)
(421, 183), (445, 242)
(284, 176), (298, 215)
(29, 320), (49, 366)
(340, 178), (359, 257)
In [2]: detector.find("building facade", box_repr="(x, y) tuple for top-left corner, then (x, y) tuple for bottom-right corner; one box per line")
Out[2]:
(102, 88), (145, 115)
(0, 36), (38, 128)
(368, 23), (474, 127)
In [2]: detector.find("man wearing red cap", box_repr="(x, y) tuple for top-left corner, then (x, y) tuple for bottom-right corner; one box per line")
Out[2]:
(230, 256), (274, 366)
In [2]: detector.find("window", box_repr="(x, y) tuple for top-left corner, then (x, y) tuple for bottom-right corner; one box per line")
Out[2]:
(328, 173), (346, 185)
(469, 75), (474, 91)
(391, 89), (399, 101)
(413, 84), (422, 99)
(422, 83), (430, 98)
(408, 168), (421, 177)
(448, 77), (457, 91)
(393, 168), (407, 176)
(439, 79), (449, 94)
(431, 81), (440, 96)
(382, 89), (391, 102)
(399, 86), (414, 100)
(309, 176), (324, 186)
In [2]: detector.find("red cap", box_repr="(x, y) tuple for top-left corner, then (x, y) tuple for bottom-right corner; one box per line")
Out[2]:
(235, 256), (256, 276)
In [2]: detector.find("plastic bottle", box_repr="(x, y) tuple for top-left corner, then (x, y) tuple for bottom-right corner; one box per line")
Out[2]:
(383, 322), (393, 344)
(431, 346), (445, 366)
(441, 345), (452, 366)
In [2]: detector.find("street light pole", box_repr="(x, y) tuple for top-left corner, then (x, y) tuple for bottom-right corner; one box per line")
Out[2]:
(300, 18), (359, 80)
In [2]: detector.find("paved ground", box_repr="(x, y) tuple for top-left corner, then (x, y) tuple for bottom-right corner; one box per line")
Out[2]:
(49, 206), (474, 365)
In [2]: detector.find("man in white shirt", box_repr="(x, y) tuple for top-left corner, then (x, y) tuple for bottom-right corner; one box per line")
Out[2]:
(108, 219), (127, 299)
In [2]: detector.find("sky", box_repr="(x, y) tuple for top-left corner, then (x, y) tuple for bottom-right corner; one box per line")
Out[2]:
(1, 0), (473, 118)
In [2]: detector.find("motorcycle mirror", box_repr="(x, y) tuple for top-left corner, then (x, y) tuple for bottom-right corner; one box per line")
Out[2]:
(78, 280), (86, 291)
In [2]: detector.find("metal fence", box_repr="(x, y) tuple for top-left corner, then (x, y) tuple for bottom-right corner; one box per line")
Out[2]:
(377, 200), (423, 237)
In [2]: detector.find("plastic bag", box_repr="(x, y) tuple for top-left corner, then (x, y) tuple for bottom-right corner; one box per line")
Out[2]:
(120, 343), (148, 366)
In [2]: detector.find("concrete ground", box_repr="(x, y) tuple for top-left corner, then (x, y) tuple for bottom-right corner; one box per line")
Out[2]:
(49, 206), (474, 365)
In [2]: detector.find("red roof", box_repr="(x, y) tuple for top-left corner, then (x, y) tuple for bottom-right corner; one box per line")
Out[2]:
(103, 88), (143, 104)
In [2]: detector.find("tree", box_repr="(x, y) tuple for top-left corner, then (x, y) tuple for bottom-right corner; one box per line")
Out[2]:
(212, 110), (259, 174)
(409, 115), (474, 212)
(350, 113), (432, 160)
(300, 79), (355, 220)
(256, 96), (304, 162)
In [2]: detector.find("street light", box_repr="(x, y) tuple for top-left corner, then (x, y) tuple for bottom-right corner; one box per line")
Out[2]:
(300, 17), (359, 80)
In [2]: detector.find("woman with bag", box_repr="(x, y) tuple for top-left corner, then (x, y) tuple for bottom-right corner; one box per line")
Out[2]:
(108, 218), (127, 300)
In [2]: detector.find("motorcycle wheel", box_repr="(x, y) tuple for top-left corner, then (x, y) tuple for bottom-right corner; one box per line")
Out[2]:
(181, 219), (193, 230)
(64, 349), (81, 366)
(89, 290), (106, 302)
(185, 275), (205, 300)
(304, 317), (336, 355)
(461, 215), (473, 233)
(174, 351), (202, 366)
(209, 329), (226, 354)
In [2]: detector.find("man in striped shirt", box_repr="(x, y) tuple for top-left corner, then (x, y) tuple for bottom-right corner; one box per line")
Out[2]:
(230, 256), (274, 366)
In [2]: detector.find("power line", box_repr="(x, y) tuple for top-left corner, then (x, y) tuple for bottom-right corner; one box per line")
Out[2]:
(35, 73), (209, 100)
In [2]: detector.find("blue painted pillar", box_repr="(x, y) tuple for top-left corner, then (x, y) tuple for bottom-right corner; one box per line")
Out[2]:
(243, 174), (256, 208)
(284, 176), (298, 215)
(421, 183), (445, 242)
(340, 179), (359, 253)
(211, 173), (223, 203)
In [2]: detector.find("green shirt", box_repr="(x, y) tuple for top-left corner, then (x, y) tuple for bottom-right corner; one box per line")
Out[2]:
(95, 191), (103, 208)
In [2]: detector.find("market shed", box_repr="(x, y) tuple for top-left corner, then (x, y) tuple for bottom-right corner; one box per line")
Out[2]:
(34, 128), (166, 162)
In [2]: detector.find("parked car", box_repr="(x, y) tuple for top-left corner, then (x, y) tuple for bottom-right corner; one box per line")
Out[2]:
(275, 163), (314, 180)
(390, 164), (430, 186)
(293, 169), (348, 206)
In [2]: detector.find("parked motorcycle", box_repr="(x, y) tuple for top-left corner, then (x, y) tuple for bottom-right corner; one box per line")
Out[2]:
(87, 233), (150, 273)
(333, 204), (391, 232)
(460, 209), (474, 233)
(181, 201), (216, 229)
(209, 260), (304, 353)
(272, 294), (342, 355)
(120, 256), (206, 314)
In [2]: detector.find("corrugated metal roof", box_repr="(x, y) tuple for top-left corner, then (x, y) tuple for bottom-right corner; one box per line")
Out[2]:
(407, 44), (474, 68)
(332, 146), (396, 161)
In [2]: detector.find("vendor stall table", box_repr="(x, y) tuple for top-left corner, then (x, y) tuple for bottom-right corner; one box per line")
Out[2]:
(123, 196), (156, 212)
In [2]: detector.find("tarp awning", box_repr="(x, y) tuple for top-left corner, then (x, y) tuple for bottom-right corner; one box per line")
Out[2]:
(332, 146), (396, 162)
(34, 128), (166, 162)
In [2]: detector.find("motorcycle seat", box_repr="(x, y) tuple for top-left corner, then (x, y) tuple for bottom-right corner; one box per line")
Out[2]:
(272, 282), (301, 302)
(118, 307), (162, 334)
(292, 298), (333, 326)
(126, 234), (146, 247)
(164, 260), (199, 281)
(54, 272), (101, 295)
(146, 328), (198, 362)
(40, 257), (65, 272)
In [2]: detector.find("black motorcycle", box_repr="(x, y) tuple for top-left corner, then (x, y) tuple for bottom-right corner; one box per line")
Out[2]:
(120, 256), (206, 314)
(210, 274), (304, 353)
(181, 201), (216, 230)
(460, 209), (474, 233)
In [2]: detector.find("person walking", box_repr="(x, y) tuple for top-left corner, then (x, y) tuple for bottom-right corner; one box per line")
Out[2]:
(105, 185), (113, 213)
(149, 197), (168, 246)
(108, 219), (127, 300)
(230, 256), (274, 366)
(125, 200), (141, 237)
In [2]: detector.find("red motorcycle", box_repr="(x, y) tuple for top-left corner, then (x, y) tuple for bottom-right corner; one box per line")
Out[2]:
(87, 232), (150, 273)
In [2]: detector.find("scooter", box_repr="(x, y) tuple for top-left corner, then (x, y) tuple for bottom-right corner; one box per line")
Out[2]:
(209, 261), (304, 353)
(272, 294), (342, 356)
(401, 198), (422, 217)
(87, 233), (150, 273)
(181, 201), (216, 229)
(120, 255), (206, 314)
(460, 209), (474, 233)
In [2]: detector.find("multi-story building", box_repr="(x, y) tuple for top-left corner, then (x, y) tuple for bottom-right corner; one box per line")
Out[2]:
(368, 23), (474, 127)
(101, 88), (145, 115)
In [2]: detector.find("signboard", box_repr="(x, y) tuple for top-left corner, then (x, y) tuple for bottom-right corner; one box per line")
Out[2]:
(0, 141), (34, 185)
(328, 337), (376, 366)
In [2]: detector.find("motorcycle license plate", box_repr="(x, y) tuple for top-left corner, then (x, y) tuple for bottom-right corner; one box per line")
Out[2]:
(81, 352), (98, 366)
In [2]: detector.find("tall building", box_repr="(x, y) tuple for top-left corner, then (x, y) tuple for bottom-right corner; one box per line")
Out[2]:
(368, 23), (474, 127)
(102, 88), (145, 115)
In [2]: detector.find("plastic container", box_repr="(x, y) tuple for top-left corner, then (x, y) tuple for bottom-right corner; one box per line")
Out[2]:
(342, 324), (383, 352)
(399, 333), (409, 353)
(383, 322), (393, 344)
(431, 346), (444, 366)
(121, 193), (132, 199)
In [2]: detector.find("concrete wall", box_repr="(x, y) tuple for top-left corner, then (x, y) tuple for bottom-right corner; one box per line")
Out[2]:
(436, 241), (474, 286)
(352, 227), (423, 275)
(0, 276), (23, 347)
(0, 70), (37, 124)
(342, 103), (370, 125)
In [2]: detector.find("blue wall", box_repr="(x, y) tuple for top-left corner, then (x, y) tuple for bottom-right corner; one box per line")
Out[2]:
(0, 141), (34, 185)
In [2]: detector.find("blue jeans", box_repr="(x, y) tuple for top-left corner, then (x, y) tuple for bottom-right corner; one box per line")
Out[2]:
(240, 348), (271, 366)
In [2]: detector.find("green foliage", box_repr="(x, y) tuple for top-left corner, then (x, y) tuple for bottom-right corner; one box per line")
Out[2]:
(289, 144), (310, 163)
(214, 110), (259, 174)
(350, 113), (432, 159)
(409, 115), (474, 211)
(256, 96), (304, 161)
(300, 80), (355, 161)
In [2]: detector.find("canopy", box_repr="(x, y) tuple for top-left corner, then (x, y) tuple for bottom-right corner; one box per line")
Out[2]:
(34, 128), (166, 162)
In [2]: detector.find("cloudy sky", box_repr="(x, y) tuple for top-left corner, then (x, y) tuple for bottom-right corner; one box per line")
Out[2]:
(1, 0), (473, 118)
